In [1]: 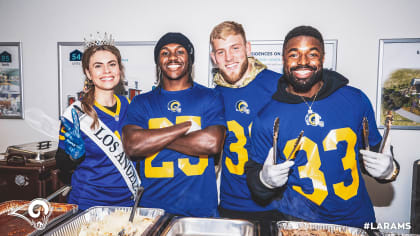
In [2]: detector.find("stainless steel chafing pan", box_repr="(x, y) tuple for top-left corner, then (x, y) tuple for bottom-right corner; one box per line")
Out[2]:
(44, 206), (165, 236)
(275, 221), (368, 236)
(161, 217), (256, 236)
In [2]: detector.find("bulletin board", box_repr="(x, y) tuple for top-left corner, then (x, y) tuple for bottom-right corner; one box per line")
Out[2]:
(58, 41), (156, 116)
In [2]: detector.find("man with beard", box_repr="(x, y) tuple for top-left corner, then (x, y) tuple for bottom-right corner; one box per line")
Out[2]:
(245, 26), (399, 228)
(122, 32), (226, 217)
(209, 21), (282, 232)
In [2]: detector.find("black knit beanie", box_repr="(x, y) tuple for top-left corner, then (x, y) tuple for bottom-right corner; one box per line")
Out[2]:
(154, 32), (194, 64)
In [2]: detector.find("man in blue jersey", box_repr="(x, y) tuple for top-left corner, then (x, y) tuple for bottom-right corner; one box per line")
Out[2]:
(122, 32), (226, 217)
(246, 25), (400, 229)
(210, 21), (282, 232)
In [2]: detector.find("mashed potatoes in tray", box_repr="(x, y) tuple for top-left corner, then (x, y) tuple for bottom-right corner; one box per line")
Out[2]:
(79, 210), (154, 236)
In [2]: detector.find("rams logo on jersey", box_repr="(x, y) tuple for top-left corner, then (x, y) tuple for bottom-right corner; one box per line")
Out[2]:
(168, 100), (182, 113)
(235, 100), (250, 114)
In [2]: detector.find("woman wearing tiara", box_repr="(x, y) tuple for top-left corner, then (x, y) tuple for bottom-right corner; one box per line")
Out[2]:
(55, 33), (141, 210)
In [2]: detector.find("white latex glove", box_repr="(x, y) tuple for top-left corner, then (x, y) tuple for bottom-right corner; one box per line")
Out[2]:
(185, 120), (201, 135)
(360, 135), (395, 179)
(259, 147), (294, 189)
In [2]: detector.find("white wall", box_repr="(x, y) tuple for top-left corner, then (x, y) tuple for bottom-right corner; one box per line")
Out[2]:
(0, 0), (419, 233)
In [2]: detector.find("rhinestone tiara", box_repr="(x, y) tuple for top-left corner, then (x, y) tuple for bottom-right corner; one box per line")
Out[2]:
(83, 32), (115, 49)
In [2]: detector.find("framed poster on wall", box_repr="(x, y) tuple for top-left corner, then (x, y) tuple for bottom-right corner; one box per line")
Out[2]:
(0, 42), (24, 119)
(58, 41), (156, 116)
(208, 39), (338, 87)
(376, 38), (420, 129)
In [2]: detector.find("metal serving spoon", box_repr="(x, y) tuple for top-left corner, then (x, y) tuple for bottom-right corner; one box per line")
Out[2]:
(21, 185), (72, 218)
(118, 186), (144, 236)
(129, 186), (144, 222)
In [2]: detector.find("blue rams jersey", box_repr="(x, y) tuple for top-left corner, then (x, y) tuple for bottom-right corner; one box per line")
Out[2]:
(215, 69), (281, 211)
(123, 83), (225, 217)
(59, 95), (134, 210)
(250, 86), (381, 228)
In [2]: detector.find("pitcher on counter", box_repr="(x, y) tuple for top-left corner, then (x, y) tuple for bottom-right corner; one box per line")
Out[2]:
(122, 32), (226, 217)
(245, 25), (400, 229)
(56, 33), (141, 211)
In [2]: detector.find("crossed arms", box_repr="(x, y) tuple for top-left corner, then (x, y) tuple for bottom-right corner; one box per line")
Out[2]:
(122, 122), (226, 160)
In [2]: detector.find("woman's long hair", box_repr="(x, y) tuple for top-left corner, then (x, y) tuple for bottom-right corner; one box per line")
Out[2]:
(81, 45), (125, 129)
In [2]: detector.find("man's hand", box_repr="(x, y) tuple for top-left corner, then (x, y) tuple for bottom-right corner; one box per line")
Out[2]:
(61, 108), (85, 160)
(185, 120), (201, 135)
(259, 147), (294, 189)
(360, 136), (394, 179)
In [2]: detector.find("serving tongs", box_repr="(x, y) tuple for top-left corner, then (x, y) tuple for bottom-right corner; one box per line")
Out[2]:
(362, 111), (393, 153)
(272, 117), (280, 164)
(46, 185), (72, 201)
(379, 111), (393, 153)
(362, 117), (370, 150)
(286, 130), (304, 160)
(118, 186), (145, 236)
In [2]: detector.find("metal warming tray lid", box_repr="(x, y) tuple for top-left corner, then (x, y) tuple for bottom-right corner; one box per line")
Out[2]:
(45, 206), (166, 236)
(161, 217), (257, 236)
(275, 221), (368, 236)
(2, 141), (58, 164)
(0, 200), (78, 236)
